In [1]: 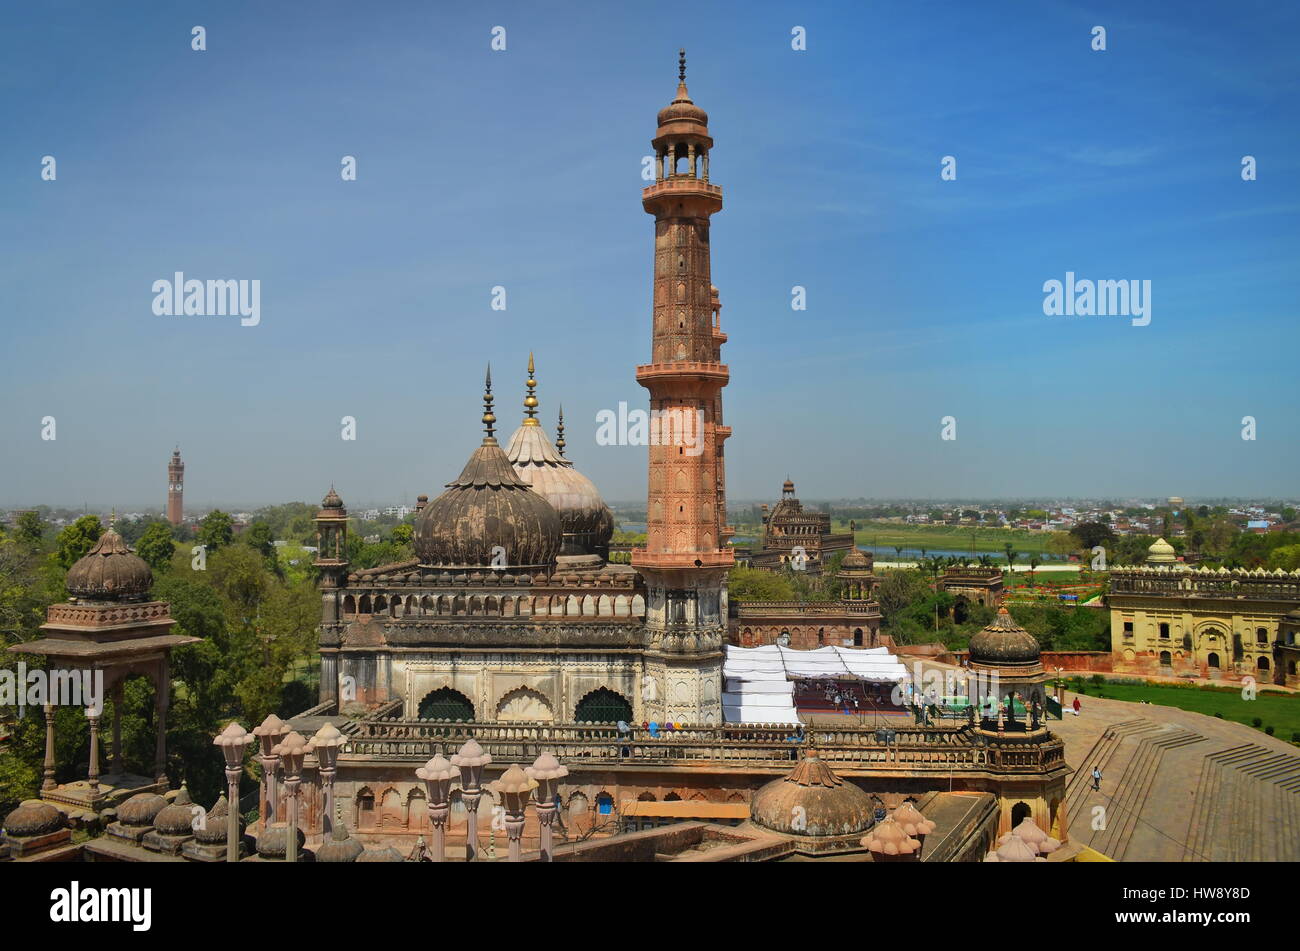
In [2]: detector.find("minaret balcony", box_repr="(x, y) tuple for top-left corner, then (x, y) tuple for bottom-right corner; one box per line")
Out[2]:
(635, 362), (729, 386)
(632, 549), (735, 571)
(643, 179), (722, 201)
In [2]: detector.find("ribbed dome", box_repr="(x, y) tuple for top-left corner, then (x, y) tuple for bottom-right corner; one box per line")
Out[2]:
(153, 786), (197, 836)
(1147, 537), (1177, 564)
(841, 547), (870, 569)
(3, 799), (63, 837)
(356, 846), (405, 862)
(655, 51), (710, 135)
(66, 527), (153, 601)
(968, 608), (1041, 667)
(321, 486), (344, 509)
(507, 423), (614, 557)
(315, 822), (365, 863)
(750, 751), (873, 837)
(414, 441), (561, 570)
(193, 795), (238, 845)
(117, 792), (167, 827)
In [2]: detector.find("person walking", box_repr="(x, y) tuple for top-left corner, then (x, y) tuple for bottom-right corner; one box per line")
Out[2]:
(1091, 765), (1102, 791)
(1072, 696), (1082, 717)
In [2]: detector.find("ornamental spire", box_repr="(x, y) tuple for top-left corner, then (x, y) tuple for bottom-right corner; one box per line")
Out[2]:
(678, 48), (686, 82)
(523, 352), (539, 425)
(481, 364), (496, 444)
(555, 405), (566, 457)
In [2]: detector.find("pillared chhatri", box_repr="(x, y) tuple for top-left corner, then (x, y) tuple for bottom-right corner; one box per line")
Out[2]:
(5, 52), (1074, 865)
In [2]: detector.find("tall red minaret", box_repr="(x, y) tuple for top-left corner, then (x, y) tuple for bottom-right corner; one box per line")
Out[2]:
(634, 51), (731, 725)
(166, 448), (184, 525)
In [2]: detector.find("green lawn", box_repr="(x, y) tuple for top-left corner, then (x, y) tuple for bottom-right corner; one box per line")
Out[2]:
(1071, 679), (1300, 742)
(836, 520), (1057, 556)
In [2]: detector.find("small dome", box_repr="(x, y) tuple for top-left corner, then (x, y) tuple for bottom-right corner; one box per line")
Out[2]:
(1146, 537), (1177, 564)
(841, 548), (870, 569)
(750, 751), (873, 837)
(2, 799), (63, 838)
(66, 527), (152, 601)
(861, 815), (921, 858)
(315, 822), (365, 863)
(256, 822), (305, 860)
(655, 51), (710, 135)
(892, 801), (936, 838)
(968, 608), (1041, 667)
(117, 792), (167, 827)
(984, 831), (1046, 862)
(193, 795), (238, 845)
(153, 786), (198, 836)
(321, 486), (344, 509)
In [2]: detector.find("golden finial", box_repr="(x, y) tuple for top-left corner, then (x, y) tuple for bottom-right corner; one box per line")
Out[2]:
(555, 406), (566, 457)
(523, 352), (540, 425)
(678, 48), (686, 83)
(481, 364), (496, 443)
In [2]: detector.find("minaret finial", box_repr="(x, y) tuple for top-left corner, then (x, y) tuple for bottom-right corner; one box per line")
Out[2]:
(482, 364), (496, 443)
(556, 405), (567, 457)
(679, 48), (686, 83)
(523, 352), (539, 424)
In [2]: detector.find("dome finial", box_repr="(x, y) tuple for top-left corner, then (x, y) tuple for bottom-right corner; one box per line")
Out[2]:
(555, 405), (567, 457)
(678, 48), (686, 82)
(523, 352), (540, 425)
(482, 364), (497, 444)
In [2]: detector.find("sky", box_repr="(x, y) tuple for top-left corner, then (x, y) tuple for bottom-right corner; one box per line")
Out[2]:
(2, 0), (1298, 510)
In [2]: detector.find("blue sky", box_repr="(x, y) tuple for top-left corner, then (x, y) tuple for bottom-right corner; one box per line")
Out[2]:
(2, 0), (1297, 509)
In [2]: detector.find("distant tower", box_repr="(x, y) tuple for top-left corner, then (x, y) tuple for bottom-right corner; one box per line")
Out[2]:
(633, 50), (730, 725)
(166, 448), (184, 525)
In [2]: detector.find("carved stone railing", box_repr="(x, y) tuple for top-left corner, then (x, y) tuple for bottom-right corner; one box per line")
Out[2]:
(1109, 569), (1300, 601)
(732, 600), (881, 617)
(340, 719), (1064, 774)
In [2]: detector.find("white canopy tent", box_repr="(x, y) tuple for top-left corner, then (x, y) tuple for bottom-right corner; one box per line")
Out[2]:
(721, 644), (911, 725)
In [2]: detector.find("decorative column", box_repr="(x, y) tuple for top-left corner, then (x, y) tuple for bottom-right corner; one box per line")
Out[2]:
(213, 722), (255, 863)
(252, 714), (289, 829)
(272, 731), (308, 863)
(41, 703), (56, 792)
(450, 738), (491, 861)
(493, 765), (537, 863)
(416, 754), (458, 862)
(526, 752), (569, 862)
(86, 710), (101, 797)
(153, 655), (169, 784)
(307, 722), (347, 837)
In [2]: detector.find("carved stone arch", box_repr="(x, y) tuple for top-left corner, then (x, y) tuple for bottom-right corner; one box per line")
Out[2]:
(631, 594), (646, 616)
(359, 595), (372, 614)
(495, 686), (555, 722)
(598, 594), (613, 616)
(343, 595), (356, 615)
(582, 595), (597, 616)
(355, 786), (375, 830)
(407, 787), (428, 830)
(566, 595), (582, 615)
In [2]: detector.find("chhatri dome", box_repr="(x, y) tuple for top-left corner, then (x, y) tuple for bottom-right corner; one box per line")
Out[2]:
(1146, 537), (1178, 565)
(968, 607), (1042, 667)
(750, 749), (874, 838)
(65, 518), (153, 601)
(413, 367), (562, 572)
(504, 354), (614, 557)
(655, 49), (709, 135)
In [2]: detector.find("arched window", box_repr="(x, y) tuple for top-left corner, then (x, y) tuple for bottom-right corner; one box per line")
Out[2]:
(356, 788), (375, 829)
(853, 628), (864, 647)
(1159, 651), (1172, 667)
(1207, 652), (1220, 669)
(417, 687), (475, 721)
(596, 792), (614, 816)
(1257, 656), (1270, 671)
(1256, 627), (1268, 645)
(574, 687), (632, 724)
(1010, 802), (1032, 828)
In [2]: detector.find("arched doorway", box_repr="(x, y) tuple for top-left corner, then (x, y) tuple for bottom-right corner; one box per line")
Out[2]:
(1010, 801), (1032, 829)
(417, 687), (475, 721)
(573, 687), (632, 724)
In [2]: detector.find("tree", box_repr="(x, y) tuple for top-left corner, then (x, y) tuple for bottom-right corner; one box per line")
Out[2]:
(1046, 532), (1077, 560)
(1004, 545), (1018, 572)
(197, 511), (235, 552)
(135, 522), (176, 574)
(1028, 554), (1041, 586)
(14, 511), (43, 548)
(1072, 521), (1114, 550)
(727, 566), (796, 601)
(56, 515), (103, 569)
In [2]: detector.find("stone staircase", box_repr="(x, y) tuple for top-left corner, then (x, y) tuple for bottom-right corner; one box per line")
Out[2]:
(1066, 718), (1206, 861)
(1182, 743), (1300, 861)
